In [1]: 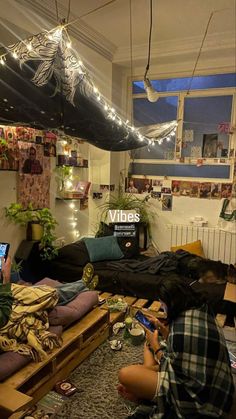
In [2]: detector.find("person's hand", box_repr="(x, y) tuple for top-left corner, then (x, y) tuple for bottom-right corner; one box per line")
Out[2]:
(145, 313), (169, 340)
(1, 255), (11, 284)
(145, 328), (159, 353)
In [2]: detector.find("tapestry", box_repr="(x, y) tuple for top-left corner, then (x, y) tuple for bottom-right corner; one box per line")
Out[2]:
(18, 141), (50, 209)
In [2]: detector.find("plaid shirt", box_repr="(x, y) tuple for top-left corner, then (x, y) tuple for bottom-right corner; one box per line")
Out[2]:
(151, 305), (234, 419)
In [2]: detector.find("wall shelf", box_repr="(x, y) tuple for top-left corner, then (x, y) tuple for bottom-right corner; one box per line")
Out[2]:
(56, 165), (88, 168)
(56, 197), (86, 200)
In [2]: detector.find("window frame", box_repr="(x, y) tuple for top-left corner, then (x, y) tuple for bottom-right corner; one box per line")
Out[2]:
(131, 77), (236, 180)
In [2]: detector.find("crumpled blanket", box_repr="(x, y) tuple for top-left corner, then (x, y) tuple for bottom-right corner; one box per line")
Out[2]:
(0, 284), (61, 362)
(107, 252), (179, 274)
(0, 283), (13, 328)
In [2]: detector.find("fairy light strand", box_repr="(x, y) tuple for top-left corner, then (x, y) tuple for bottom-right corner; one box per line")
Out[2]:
(0, 25), (176, 145)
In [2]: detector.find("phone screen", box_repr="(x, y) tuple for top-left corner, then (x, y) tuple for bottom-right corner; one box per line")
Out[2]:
(135, 310), (156, 332)
(0, 243), (10, 271)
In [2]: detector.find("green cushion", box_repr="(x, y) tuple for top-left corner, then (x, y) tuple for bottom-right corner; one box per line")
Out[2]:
(83, 236), (124, 262)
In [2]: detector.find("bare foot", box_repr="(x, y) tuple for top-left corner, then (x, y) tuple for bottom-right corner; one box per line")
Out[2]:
(117, 384), (140, 403)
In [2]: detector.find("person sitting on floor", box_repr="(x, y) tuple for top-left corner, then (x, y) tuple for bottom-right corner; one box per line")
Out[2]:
(0, 256), (98, 361)
(118, 276), (234, 419)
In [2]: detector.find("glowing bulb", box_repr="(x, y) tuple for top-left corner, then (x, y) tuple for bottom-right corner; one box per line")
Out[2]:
(71, 222), (77, 227)
(97, 95), (101, 101)
(69, 203), (75, 209)
(170, 131), (175, 137)
(144, 78), (159, 103)
(93, 86), (98, 93)
(66, 181), (73, 189)
(26, 43), (32, 51)
(111, 108), (115, 113)
(131, 126), (135, 131)
(118, 120), (122, 126)
(0, 57), (5, 65)
(166, 136), (171, 142)
(151, 141), (155, 146)
(104, 104), (108, 111)
(66, 41), (72, 48)
(125, 119), (129, 124)
(12, 51), (18, 59)
(159, 139), (163, 145)
(48, 34), (53, 40)
(78, 60), (83, 66)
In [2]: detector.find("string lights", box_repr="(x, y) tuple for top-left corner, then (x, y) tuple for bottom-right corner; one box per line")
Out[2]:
(0, 24), (174, 147)
(69, 201), (80, 239)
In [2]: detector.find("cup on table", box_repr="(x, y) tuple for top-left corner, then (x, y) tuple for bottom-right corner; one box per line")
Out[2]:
(129, 327), (145, 345)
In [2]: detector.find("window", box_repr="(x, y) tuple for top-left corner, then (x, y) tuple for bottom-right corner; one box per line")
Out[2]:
(132, 73), (235, 162)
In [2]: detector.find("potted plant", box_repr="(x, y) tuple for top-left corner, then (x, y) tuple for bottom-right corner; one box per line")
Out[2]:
(5, 203), (58, 260)
(97, 190), (153, 245)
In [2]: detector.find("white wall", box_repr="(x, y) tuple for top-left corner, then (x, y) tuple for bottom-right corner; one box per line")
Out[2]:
(0, 0), (115, 254)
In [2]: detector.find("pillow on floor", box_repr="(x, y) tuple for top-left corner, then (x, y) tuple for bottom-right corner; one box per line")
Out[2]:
(171, 239), (205, 258)
(84, 236), (124, 262)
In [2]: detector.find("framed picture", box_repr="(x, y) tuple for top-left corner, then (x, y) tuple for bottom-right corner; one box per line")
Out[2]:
(202, 133), (218, 158)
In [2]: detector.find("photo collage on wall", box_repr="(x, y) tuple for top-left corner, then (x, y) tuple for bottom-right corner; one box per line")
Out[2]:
(0, 125), (60, 209)
(171, 180), (232, 199)
(125, 175), (234, 213)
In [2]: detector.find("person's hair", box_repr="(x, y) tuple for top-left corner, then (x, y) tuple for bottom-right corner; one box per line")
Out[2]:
(157, 275), (205, 322)
(29, 146), (36, 155)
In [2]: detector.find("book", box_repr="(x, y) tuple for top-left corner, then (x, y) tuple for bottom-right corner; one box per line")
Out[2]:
(75, 181), (91, 196)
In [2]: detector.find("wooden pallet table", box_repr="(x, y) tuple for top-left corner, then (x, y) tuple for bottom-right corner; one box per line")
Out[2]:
(98, 292), (137, 329)
(131, 298), (166, 318)
(97, 292), (167, 331)
(1, 307), (109, 419)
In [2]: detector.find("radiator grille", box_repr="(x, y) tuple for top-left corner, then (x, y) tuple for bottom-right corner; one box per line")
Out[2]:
(168, 224), (236, 264)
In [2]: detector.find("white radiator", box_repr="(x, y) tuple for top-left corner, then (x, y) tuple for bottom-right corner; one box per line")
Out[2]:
(168, 224), (236, 265)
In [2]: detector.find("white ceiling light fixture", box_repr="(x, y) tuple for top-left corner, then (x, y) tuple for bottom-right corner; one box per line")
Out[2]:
(143, 0), (159, 103)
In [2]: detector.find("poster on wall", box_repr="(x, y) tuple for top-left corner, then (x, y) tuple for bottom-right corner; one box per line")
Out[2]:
(202, 133), (218, 158)
(18, 142), (51, 209)
(221, 183), (232, 198)
(199, 182), (211, 198)
(211, 183), (222, 199)
(162, 194), (172, 211)
(0, 125), (19, 170)
(189, 182), (199, 198)
(171, 180), (181, 196)
(179, 181), (191, 196)
(125, 178), (152, 194)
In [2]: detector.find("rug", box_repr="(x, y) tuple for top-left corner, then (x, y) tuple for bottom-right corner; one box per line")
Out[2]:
(54, 335), (144, 419)
(54, 328), (236, 419)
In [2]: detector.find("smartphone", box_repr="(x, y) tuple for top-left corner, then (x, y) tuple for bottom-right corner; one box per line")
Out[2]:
(135, 310), (156, 332)
(0, 243), (10, 271)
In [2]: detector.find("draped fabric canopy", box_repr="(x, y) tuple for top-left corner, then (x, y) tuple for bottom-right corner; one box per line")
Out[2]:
(0, 27), (175, 151)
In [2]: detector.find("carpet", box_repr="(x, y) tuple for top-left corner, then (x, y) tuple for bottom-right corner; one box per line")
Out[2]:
(54, 335), (144, 419)
(54, 329), (236, 419)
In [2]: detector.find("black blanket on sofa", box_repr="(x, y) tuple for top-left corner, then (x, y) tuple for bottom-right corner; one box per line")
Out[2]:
(45, 241), (235, 318)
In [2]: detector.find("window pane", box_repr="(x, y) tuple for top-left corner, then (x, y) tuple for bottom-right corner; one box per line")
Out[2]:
(133, 73), (236, 94)
(133, 97), (177, 159)
(182, 96), (232, 158)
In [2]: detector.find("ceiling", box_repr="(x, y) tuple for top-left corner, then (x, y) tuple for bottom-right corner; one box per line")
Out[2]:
(1, 0), (235, 68)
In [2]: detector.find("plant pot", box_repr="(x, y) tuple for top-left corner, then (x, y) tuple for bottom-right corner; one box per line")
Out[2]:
(26, 222), (43, 241)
